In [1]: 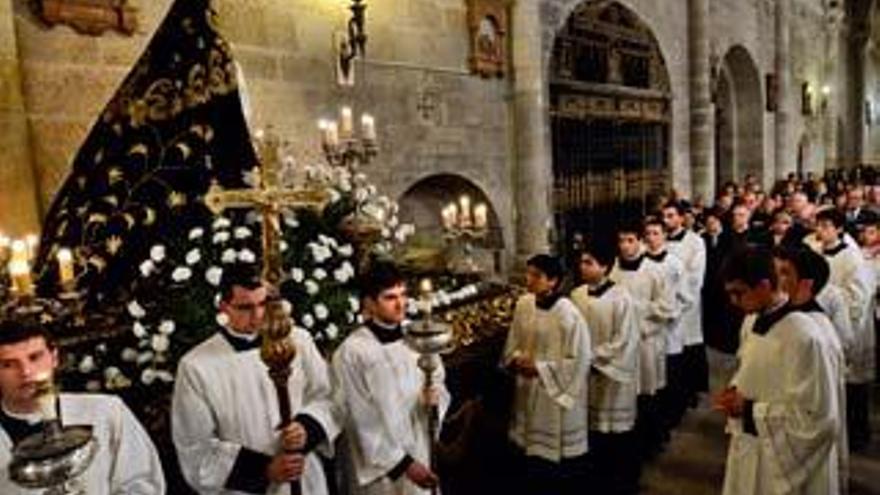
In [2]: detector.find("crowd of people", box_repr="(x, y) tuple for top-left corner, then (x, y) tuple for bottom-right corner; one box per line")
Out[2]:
(0, 168), (877, 495)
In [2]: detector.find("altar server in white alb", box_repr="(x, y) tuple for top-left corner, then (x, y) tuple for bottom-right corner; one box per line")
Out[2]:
(0, 318), (165, 494)
(570, 241), (639, 495)
(716, 247), (840, 495)
(504, 254), (592, 495)
(813, 208), (876, 452)
(773, 247), (849, 491)
(173, 266), (340, 494)
(663, 201), (708, 406)
(610, 219), (676, 459)
(333, 261), (449, 495)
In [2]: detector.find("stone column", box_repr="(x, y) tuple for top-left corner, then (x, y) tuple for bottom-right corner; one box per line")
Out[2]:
(774, 0), (792, 179)
(511, 0), (552, 265)
(688, 0), (714, 200)
(0, 0), (40, 235)
(850, 19), (869, 166)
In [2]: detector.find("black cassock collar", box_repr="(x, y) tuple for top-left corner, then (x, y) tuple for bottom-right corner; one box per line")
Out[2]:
(668, 229), (686, 242)
(220, 327), (263, 352)
(618, 255), (645, 272)
(752, 302), (796, 336)
(367, 320), (403, 344)
(823, 241), (847, 257)
(588, 279), (615, 298)
(792, 299), (824, 315)
(646, 251), (668, 263)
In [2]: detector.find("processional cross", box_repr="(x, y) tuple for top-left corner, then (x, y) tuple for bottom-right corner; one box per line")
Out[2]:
(203, 130), (327, 494)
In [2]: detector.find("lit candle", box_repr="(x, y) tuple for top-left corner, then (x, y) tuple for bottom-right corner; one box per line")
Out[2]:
(474, 203), (488, 229)
(361, 113), (376, 141)
(11, 239), (27, 263)
(8, 259), (33, 296)
(340, 106), (354, 138)
(459, 195), (472, 228)
(57, 248), (74, 285)
(446, 203), (459, 230)
(25, 234), (38, 261)
(326, 121), (339, 147)
(318, 119), (330, 147)
(420, 278), (433, 295)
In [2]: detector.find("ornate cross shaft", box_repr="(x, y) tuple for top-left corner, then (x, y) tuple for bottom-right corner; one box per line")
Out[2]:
(202, 130), (327, 495)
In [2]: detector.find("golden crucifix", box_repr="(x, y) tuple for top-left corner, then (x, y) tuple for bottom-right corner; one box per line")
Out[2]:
(203, 130), (327, 495)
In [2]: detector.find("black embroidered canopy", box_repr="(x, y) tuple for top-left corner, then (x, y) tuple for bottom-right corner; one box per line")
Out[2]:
(37, 0), (257, 304)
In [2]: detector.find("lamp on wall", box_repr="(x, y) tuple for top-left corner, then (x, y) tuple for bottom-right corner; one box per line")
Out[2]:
(337, 0), (368, 85)
(821, 84), (832, 113)
(801, 82), (813, 116)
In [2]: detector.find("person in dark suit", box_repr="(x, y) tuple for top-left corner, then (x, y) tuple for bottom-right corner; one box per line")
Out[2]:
(701, 207), (740, 353)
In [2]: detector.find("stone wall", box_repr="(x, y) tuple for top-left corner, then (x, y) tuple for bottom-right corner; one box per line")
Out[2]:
(6, 0), (517, 263)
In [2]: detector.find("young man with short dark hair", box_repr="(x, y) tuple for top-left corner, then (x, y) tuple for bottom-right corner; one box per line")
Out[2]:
(173, 265), (340, 494)
(814, 207), (876, 451)
(504, 254), (591, 495)
(570, 242), (639, 494)
(0, 318), (165, 493)
(333, 261), (449, 495)
(716, 247), (840, 495)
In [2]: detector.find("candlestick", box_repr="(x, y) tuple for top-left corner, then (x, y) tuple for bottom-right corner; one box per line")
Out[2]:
(340, 106), (354, 138)
(35, 373), (57, 422)
(361, 113), (376, 141)
(57, 248), (74, 286)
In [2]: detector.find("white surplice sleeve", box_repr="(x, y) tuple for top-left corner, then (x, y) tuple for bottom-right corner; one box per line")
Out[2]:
(594, 292), (638, 384)
(818, 284), (856, 364)
(171, 360), (243, 492)
(749, 323), (839, 494)
(534, 302), (593, 410)
(294, 328), (341, 457)
(645, 268), (676, 333)
(107, 396), (166, 494)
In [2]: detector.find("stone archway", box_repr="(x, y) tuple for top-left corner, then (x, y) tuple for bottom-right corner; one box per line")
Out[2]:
(397, 174), (504, 274)
(548, 1), (671, 251)
(714, 45), (764, 183)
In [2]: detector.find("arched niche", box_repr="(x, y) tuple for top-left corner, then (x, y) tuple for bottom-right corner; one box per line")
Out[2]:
(397, 174), (504, 274)
(715, 45), (764, 183)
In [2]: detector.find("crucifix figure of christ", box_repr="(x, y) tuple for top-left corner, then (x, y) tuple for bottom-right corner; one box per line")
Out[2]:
(203, 130), (328, 495)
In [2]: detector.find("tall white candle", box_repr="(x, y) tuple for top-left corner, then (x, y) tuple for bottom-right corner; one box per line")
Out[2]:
(25, 234), (38, 261)
(11, 240), (27, 264)
(459, 195), (472, 227)
(474, 203), (488, 229)
(326, 121), (339, 147)
(340, 106), (354, 138)
(361, 114), (376, 141)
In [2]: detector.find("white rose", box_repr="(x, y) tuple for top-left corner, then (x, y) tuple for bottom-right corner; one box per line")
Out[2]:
(188, 227), (204, 240)
(216, 312), (230, 327)
(104, 366), (121, 380)
(388, 216), (399, 228)
(238, 249), (257, 263)
(127, 300), (146, 319)
(355, 188), (369, 203)
(155, 370), (174, 383)
(349, 296), (360, 313)
(381, 227), (391, 239)
(212, 217), (232, 230)
(366, 184), (377, 196)
(291, 268), (305, 283)
(185, 248), (201, 265)
(283, 212), (299, 228)
(132, 322), (148, 339)
(354, 173), (367, 184)
(301, 313), (315, 328)
(333, 267), (350, 283)
(139, 260), (155, 278)
(339, 244), (354, 257)
(141, 369), (156, 385)
(328, 189), (342, 203)
(151, 334), (170, 353)
(314, 304), (329, 320)
(313, 268), (327, 281)
(221, 248), (237, 264)
(339, 179), (352, 192)
(150, 245), (166, 263)
(305, 280), (319, 295)
(121, 348), (138, 362)
(281, 300), (292, 316)
(205, 266), (223, 286)
(234, 226), (252, 239)
(280, 241), (289, 253)
(137, 351), (155, 365)
(326, 323), (339, 339)
(212, 231), (231, 244)
(346, 311), (355, 323)
(78, 355), (95, 373)
(158, 320), (176, 335)
(172, 267), (193, 282)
